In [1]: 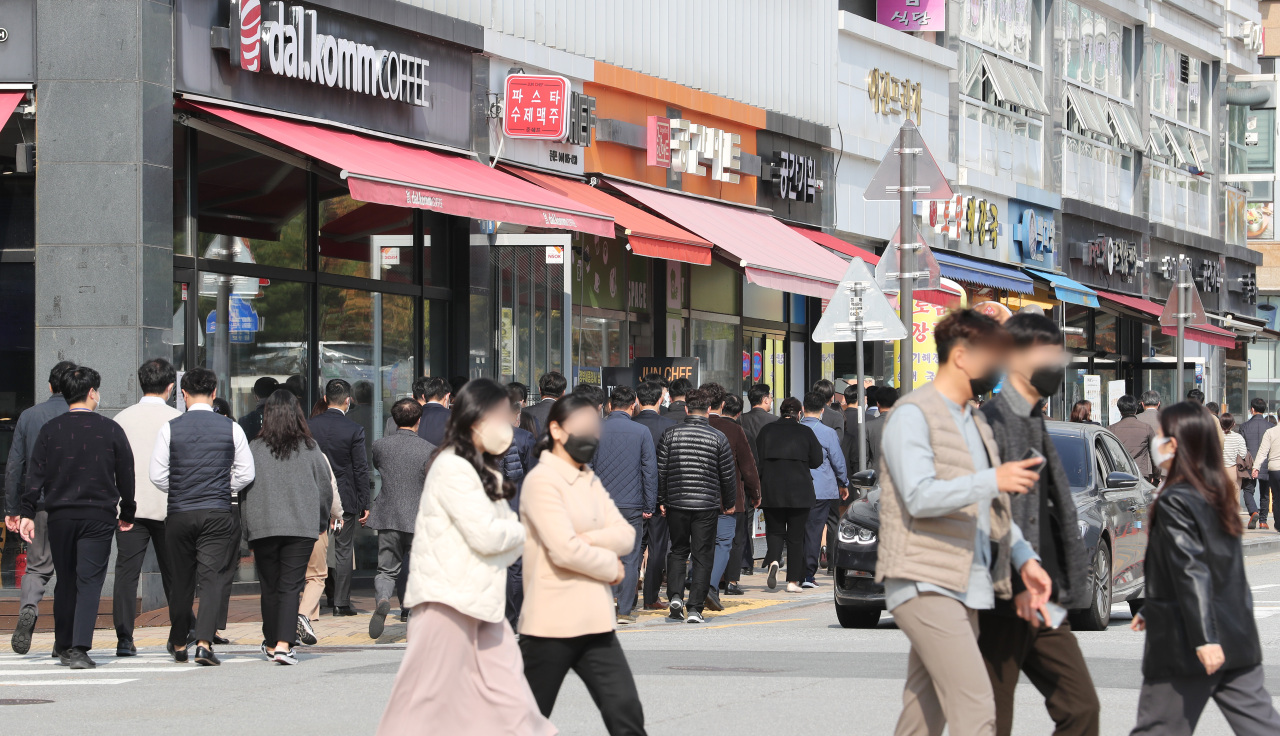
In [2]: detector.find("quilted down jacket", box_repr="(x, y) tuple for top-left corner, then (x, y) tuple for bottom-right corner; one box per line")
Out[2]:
(404, 449), (525, 623)
(590, 411), (658, 512)
(656, 415), (737, 513)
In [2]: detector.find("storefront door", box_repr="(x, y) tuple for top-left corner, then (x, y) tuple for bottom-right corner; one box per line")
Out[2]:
(491, 235), (570, 395)
(745, 330), (787, 400)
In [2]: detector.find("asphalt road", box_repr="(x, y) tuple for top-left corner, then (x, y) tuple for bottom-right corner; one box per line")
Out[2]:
(4, 550), (1280, 735)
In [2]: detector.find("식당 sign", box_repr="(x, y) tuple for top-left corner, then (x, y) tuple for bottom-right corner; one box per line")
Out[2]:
(503, 74), (570, 140)
(877, 0), (945, 32)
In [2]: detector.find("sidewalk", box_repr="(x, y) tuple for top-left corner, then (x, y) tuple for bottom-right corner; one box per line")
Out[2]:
(1243, 524), (1280, 556)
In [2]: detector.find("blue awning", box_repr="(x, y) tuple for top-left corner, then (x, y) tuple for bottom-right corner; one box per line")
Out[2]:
(931, 251), (1035, 294)
(1025, 269), (1099, 308)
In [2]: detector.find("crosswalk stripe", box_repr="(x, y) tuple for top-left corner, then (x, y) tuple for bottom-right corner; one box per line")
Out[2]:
(0, 679), (137, 686)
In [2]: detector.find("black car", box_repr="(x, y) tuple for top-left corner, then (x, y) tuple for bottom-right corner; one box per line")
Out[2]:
(833, 420), (1151, 630)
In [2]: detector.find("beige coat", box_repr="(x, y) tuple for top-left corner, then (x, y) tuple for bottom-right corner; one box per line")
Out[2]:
(519, 451), (635, 638)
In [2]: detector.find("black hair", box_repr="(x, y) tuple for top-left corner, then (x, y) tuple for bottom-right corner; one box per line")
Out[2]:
(1186, 388), (1205, 404)
(181, 367), (219, 397)
(642, 373), (668, 387)
(61, 365), (101, 405)
(779, 396), (803, 419)
(283, 374), (307, 400)
(252, 376), (280, 399)
(747, 383), (772, 407)
(508, 382), (529, 403)
(533, 393), (600, 456)
(865, 385), (880, 406)
(412, 376), (431, 401)
(723, 395), (743, 416)
(876, 386), (899, 409)
(324, 379), (352, 406)
(450, 376), (469, 396)
(573, 382), (606, 409)
(258, 389), (316, 460)
(810, 379), (835, 403)
(391, 398), (423, 428)
(1117, 394), (1139, 417)
(1004, 312), (1062, 347)
(669, 378), (693, 398)
(1252, 397), (1268, 414)
(48, 360), (77, 394)
(538, 371), (568, 398)
(700, 382), (726, 409)
(138, 358), (177, 395)
(610, 385), (637, 410)
(1156, 402), (1241, 536)
(843, 385), (860, 404)
(934, 309), (1011, 365)
(353, 380), (374, 405)
(636, 381), (665, 407)
(803, 390), (826, 414)
(439, 378), (515, 502)
(423, 376), (451, 401)
(684, 387), (712, 411)
(1205, 401), (1220, 415)
(1221, 412), (1237, 432)
(211, 397), (234, 419)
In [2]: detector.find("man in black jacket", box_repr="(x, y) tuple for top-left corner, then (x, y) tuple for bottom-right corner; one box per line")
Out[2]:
(309, 379), (371, 617)
(416, 376), (452, 448)
(812, 379), (845, 444)
(737, 383), (777, 576)
(634, 381), (677, 610)
(978, 313), (1097, 736)
(237, 376), (278, 443)
(662, 377), (693, 419)
(19, 366), (135, 670)
(656, 387), (737, 624)
(524, 371), (567, 436)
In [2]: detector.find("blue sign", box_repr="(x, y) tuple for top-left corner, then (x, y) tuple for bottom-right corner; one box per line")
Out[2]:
(205, 296), (260, 344)
(751, 352), (763, 382)
(1010, 201), (1056, 268)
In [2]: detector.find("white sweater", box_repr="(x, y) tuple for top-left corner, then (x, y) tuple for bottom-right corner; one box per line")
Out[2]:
(1223, 430), (1248, 470)
(113, 398), (181, 521)
(404, 449), (524, 623)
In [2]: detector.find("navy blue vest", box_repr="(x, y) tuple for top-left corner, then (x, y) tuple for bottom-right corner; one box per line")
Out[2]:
(168, 409), (235, 514)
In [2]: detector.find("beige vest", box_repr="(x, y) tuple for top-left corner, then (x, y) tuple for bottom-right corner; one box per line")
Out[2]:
(874, 382), (1013, 598)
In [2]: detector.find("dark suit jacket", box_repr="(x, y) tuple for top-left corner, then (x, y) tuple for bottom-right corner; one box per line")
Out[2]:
(238, 404), (266, 443)
(633, 409), (678, 450)
(308, 408), (371, 515)
(661, 400), (688, 419)
(840, 407), (862, 472)
(523, 398), (557, 436)
(418, 402), (451, 447)
(369, 429), (435, 533)
(709, 415), (761, 511)
(821, 405), (845, 444)
(863, 414), (887, 474)
(738, 407), (778, 465)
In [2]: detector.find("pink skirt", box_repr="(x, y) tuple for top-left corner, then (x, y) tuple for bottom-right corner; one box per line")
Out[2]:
(376, 602), (556, 736)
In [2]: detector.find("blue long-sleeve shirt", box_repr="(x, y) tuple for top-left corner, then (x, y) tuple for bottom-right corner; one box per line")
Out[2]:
(800, 416), (848, 500)
(881, 397), (1037, 612)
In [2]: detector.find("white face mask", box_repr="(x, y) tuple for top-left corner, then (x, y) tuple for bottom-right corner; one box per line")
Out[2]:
(475, 418), (514, 455)
(1151, 436), (1176, 470)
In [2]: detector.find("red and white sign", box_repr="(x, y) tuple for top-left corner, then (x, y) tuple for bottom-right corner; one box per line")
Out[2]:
(647, 116), (671, 168)
(237, 0), (262, 71)
(545, 246), (565, 264)
(504, 74), (570, 140)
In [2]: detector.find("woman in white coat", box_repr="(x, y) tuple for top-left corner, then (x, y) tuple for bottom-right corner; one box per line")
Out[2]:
(377, 379), (554, 736)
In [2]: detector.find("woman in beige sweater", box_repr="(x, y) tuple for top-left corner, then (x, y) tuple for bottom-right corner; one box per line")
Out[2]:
(519, 393), (646, 736)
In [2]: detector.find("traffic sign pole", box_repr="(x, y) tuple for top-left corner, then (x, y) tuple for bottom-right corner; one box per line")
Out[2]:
(1175, 257), (1189, 398)
(898, 127), (915, 395)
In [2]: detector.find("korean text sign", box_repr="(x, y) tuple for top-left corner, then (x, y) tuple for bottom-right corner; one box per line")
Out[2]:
(877, 0), (945, 32)
(504, 74), (570, 140)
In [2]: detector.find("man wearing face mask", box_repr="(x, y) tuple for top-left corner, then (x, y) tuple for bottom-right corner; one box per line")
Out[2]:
(877, 309), (1052, 736)
(977, 312), (1097, 736)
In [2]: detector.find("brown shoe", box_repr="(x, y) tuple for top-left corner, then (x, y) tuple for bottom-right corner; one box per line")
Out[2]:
(643, 600), (667, 610)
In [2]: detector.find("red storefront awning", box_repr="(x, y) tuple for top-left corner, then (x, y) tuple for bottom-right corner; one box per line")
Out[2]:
(187, 102), (614, 238)
(787, 225), (880, 264)
(606, 181), (847, 299)
(1096, 290), (1239, 349)
(504, 167), (713, 265)
(0, 92), (24, 124)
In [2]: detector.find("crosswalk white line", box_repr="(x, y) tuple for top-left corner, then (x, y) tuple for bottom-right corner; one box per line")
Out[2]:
(1252, 584), (1280, 590)
(0, 679), (136, 686)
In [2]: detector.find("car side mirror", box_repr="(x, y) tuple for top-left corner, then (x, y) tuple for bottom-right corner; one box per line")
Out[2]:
(1105, 471), (1139, 489)
(851, 469), (877, 489)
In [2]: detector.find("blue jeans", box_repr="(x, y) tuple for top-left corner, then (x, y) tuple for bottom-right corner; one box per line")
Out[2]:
(709, 513), (737, 590)
(611, 508), (645, 616)
(805, 500), (837, 580)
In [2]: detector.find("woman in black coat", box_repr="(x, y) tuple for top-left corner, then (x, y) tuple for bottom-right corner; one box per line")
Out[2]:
(1129, 401), (1280, 735)
(754, 397), (823, 593)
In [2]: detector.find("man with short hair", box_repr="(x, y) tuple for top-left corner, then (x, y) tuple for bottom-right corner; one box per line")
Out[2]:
(706, 384), (760, 601)
(1253, 416), (1280, 534)
(525, 371), (567, 435)
(812, 379), (846, 444)
(238, 376), (279, 443)
(5, 359), (75, 654)
(1111, 395), (1157, 480)
(19, 366), (136, 670)
(1186, 388), (1206, 405)
(841, 385), (864, 471)
(309, 378), (371, 617)
(978, 312), (1097, 736)
(663, 378), (693, 419)
(866, 387), (900, 473)
(800, 391), (848, 587)
(150, 367), (255, 666)
(633, 381), (678, 609)
(368, 398), (434, 639)
(590, 385), (657, 624)
(865, 384), (881, 419)
(415, 376), (452, 447)
(382, 376), (431, 437)
(111, 358), (184, 657)
(657, 387), (737, 623)
(878, 309), (1050, 735)
(738, 383), (777, 576)
(1241, 398), (1273, 528)
(1188, 389), (1226, 446)
(573, 382), (607, 414)
(1136, 391), (1162, 482)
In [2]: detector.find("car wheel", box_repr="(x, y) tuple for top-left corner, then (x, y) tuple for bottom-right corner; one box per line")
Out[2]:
(1070, 543), (1112, 631)
(836, 604), (882, 629)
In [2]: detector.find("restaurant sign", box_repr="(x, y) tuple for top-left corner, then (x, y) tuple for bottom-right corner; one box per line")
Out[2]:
(929, 195), (1000, 247)
(646, 116), (742, 183)
(1080, 237), (1139, 283)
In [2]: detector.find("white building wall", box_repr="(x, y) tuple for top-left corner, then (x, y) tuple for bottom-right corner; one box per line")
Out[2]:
(401, 0), (840, 127)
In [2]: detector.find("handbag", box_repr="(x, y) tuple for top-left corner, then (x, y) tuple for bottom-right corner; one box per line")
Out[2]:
(1235, 451), (1254, 483)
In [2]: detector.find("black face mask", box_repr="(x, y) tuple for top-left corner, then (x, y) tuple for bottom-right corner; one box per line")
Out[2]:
(969, 368), (1002, 398)
(1029, 365), (1065, 398)
(563, 434), (599, 464)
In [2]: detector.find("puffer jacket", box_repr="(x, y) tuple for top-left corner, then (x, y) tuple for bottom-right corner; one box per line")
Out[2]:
(590, 412), (658, 512)
(656, 414), (737, 512)
(403, 449), (525, 623)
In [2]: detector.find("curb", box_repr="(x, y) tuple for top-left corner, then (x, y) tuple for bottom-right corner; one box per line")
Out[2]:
(1243, 536), (1280, 557)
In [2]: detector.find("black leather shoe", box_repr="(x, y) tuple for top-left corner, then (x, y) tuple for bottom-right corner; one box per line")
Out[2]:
(369, 600), (390, 640)
(705, 589), (724, 612)
(724, 582), (744, 596)
(333, 605), (357, 617)
(11, 605), (36, 655)
(67, 648), (97, 670)
(116, 640), (137, 657)
(194, 645), (221, 666)
(167, 641), (189, 663)
(740, 566), (755, 576)
(212, 634), (230, 646)
(54, 646), (71, 666)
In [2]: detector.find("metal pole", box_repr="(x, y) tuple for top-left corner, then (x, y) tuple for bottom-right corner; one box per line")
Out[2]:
(898, 123), (916, 394)
(851, 281), (868, 474)
(1175, 257), (1188, 399)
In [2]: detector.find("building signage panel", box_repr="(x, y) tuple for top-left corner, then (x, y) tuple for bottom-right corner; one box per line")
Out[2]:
(647, 117), (742, 183)
(877, 0), (945, 32)
(1079, 236), (1139, 283)
(771, 151), (819, 203)
(647, 116), (671, 167)
(929, 195), (1000, 248)
(1009, 201), (1056, 267)
(866, 68), (923, 121)
(503, 74), (570, 139)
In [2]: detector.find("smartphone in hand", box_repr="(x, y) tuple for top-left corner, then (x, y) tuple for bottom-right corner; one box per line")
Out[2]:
(1038, 601), (1069, 629)
(1021, 447), (1047, 474)
(331, 517), (344, 534)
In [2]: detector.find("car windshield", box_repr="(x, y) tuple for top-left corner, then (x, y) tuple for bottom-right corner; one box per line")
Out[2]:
(1050, 433), (1090, 491)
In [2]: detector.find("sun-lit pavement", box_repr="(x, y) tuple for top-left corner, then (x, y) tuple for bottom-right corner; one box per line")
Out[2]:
(4, 552), (1280, 736)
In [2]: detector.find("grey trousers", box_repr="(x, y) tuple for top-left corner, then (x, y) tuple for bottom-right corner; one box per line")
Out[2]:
(332, 512), (357, 607)
(19, 510), (54, 609)
(374, 529), (413, 605)
(610, 508), (645, 616)
(1130, 664), (1280, 736)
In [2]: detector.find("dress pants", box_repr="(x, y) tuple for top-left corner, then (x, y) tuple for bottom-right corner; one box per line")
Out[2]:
(977, 608), (1100, 736)
(374, 529), (413, 605)
(729, 509), (753, 579)
(251, 535), (314, 647)
(112, 517), (180, 643)
(46, 518), (115, 652)
(299, 530), (330, 621)
(18, 510), (55, 610)
(762, 508), (808, 583)
(212, 503), (243, 630)
(665, 508), (717, 613)
(1265, 471), (1280, 523)
(1130, 664), (1280, 736)
(804, 499), (837, 580)
(331, 512), (358, 608)
(1240, 480), (1259, 515)
(165, 508), (237, 647)
(520, 632), (646, 736)
(708, 513), (737, 590)
(825, 500), (844, 574)
(611, 508), (645, 616)
(892, 593), (995, 736)
(641, 513), (669, 608)
(505, 558), (524, 629)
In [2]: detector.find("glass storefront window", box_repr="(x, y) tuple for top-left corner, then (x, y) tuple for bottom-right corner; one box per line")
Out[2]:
(1094, 312), (1118, 354)
(319, 193), (414, 284)
(174, 124), (189, 255)
(690, 260), (740, 314)
(1065, 305), (1090, 350)
(424, 299), (448, 379)
(743, 281), (785, 321)
(497, 245), (567, 387)
(691, 317), (740, 395)
(197, 134), (308, 269)
(574, 315), (625, 373)
(1059, 1), (1132, 100)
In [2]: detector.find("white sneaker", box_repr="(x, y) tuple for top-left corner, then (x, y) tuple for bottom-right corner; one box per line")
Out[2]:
(297, 614), (318, 646)
(668, 597), (685, 621)
(767, 561), (780, 590)
(786, 582), (804, 593)
(686, 611), (705, 624)
(273, 648), (299, 665)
